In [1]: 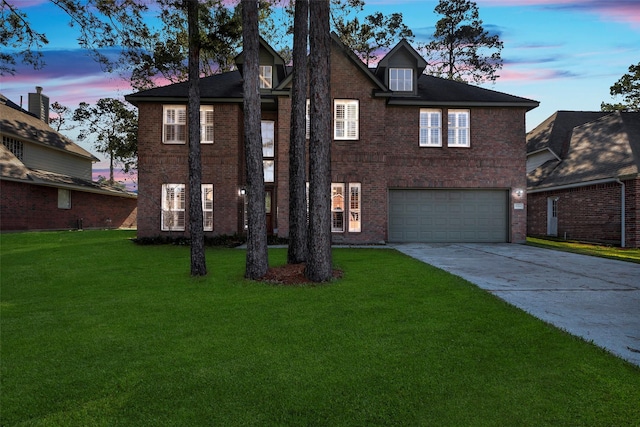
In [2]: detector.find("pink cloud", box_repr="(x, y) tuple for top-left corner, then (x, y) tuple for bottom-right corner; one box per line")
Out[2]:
(478, 0), (640, 27)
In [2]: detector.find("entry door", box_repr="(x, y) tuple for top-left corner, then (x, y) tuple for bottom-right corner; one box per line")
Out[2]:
(265, 188), (274, 235)
(547, 197), (558, 236)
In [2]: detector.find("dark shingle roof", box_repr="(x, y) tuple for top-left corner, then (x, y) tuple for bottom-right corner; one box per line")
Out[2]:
(526, 111), (610, 157)
(527, 111), (640, 189)
(0, 94), (99, 161)
(126, 71), (244, 105)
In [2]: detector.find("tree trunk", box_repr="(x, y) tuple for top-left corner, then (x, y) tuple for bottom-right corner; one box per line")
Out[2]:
(287, 0), (309, 265)
(187, 0), (207, 277)
(305, 0), (332, 282)
(242, 0), (269, 280)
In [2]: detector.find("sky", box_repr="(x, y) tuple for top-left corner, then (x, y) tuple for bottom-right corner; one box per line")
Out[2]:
(1, 0), (639, 188)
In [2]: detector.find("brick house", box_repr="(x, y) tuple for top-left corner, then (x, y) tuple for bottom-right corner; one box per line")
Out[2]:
(527, 111), (640, 248)
(1, 90), (137, 231)
(126, 35), (538, 244)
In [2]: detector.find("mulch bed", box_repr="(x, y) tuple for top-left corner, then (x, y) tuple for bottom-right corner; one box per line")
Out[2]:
(260, 263), (343, 285)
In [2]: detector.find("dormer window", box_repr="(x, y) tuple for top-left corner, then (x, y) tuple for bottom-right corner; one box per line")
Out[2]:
(390, 68), (413, 92)
(259, 65), (273, 89)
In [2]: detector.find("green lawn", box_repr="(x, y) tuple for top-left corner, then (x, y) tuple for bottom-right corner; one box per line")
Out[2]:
(2, 230), (639, 426)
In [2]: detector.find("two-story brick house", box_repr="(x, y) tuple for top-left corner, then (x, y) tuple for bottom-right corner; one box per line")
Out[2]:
(1, 89), (137, 231)
(126, 34), (538, 244)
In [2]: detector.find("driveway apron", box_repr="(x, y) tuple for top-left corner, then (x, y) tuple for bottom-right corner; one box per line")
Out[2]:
(391, 243), (640, 367)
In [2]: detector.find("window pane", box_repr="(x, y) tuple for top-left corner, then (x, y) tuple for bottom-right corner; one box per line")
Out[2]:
(349, 183), (361, 232)
(420, 109), (442, 146)
(263, 160), (274, 183)
(162, 184), (185, 231)
(261, 121), (275, 157)
(331, 183), (345, 232)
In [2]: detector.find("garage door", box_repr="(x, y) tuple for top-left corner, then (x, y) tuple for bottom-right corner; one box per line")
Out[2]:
(389, 189), (508, 243)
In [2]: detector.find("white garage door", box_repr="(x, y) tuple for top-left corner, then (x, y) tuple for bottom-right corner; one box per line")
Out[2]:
(389, 189), (508, 243)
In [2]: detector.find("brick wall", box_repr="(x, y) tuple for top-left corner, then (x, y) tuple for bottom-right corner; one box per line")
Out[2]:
(527, 177), (639, 247)
(1, 180), (137, 231)
(136, 102), (243, 238)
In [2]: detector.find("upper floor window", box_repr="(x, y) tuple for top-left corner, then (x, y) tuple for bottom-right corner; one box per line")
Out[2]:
(419, 109), (442, 147)
(334, 100), (359, 140)
(259, 65), (273, 89)
(448, 109), (470, 147)
(2, 136), (24, 160)
(390, 68), (413, 92)
(163, 105), (187, 144)
(201, 106), (214, 144)
(262, 120), (275, 183)
(163, 105), (214, 144)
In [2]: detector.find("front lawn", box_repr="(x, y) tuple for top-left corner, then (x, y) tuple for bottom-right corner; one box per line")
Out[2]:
(2, 230), (639, 426)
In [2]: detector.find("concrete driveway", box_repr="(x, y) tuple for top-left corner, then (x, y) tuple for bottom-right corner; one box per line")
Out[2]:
(391, 243), (640, 367)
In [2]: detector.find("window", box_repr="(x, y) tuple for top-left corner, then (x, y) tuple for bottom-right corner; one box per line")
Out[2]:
(419, 109), (442, 147)
(201, 106), (214, 144)
(262, 120), (275, 183)
(334, 100), (359, 140)
(161, 184), (185, 231)
(2, 136), (24, 160)
(348, 183), (361, 232)
(58, 189), (71, 209)
(163, 106), (186, 144)
(331, 183), (345, 232)
(448, 109), (470, 147)
(164, 105), (213, 144)
(390, 68), (413, 92)
(202, 184), (213, 231)
(259, 65), (273, 89)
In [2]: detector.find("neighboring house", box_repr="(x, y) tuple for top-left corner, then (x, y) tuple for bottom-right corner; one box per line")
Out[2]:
(125, 35), (538, 244)
(1, 89), (137, 231)
(526, 111), (640, 248)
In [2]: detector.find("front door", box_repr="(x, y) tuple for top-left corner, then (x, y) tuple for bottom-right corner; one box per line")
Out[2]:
(547, 197), (558, 236)
(265, 188), (273, 235)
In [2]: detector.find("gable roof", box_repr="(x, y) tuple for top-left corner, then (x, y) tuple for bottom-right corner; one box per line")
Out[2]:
(374, 38), (427, 79)
(126, 35), (539, 111)
(527, 111), (640, 189)
(0, 94), (99, 161)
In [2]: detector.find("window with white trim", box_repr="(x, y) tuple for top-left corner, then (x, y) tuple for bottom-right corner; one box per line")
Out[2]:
(390, 68), (413, 92)
(201, 106), (214, 144)
(448, 109), (470, 147)
(163, 105), (186, 144)
(2, 136), (24, 160)
(334, 100), (359, 140)
(348, 183), (361, 232)
(262, 120), (275, 183)
(331, 183), (345, 232)
(419, 109), (442, 147)
(259, 65), (273, 89)
(161, 184), (185, 231)
(202, 184), (213, 231)
(58, 189), (71, 209)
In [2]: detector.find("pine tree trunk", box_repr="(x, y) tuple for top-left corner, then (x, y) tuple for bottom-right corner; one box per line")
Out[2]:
(305, 0), (332, 282)
(187, 0), (207, 277)
(287, 0), (309, 265)
(242, 0), (269, 280)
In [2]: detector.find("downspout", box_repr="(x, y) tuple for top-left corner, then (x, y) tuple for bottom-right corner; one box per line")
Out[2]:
(616, 178), (626, 248)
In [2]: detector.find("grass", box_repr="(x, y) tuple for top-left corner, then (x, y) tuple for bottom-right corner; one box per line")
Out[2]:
(527, 236), (640, 263)
(2, 230), (639, 426)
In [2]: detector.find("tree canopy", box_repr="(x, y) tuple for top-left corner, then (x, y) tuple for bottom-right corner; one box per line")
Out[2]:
(73, 98), (137, 183)
(422, 0), (503, 84)
(601, 62), (640, 112)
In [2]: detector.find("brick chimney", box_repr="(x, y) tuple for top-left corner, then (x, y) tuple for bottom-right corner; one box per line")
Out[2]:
(28, 86), (50, 124)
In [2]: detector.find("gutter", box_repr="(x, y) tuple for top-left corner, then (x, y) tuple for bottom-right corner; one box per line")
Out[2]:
(528, 177), (627, 248)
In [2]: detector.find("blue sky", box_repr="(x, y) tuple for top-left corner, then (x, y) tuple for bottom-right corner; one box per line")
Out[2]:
(1, 0), (639, 183)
